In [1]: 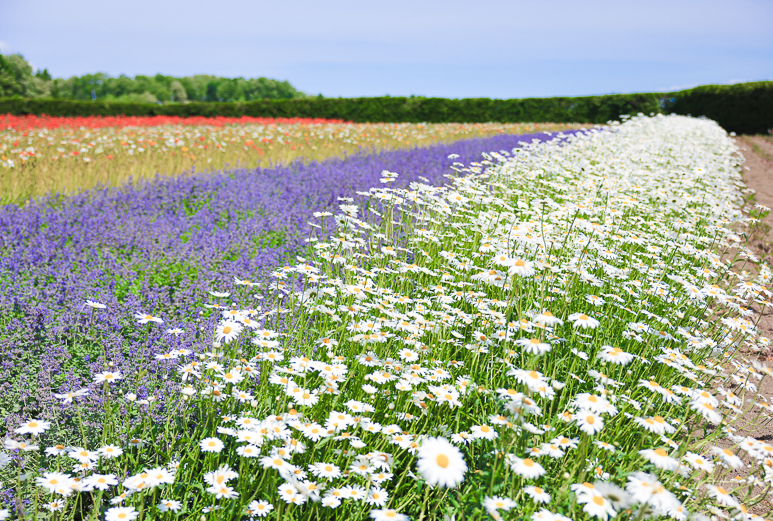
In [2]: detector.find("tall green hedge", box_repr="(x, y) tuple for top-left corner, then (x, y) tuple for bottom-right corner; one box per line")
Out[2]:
(1, 81), (771, 134)
(663, 82), (773, 135)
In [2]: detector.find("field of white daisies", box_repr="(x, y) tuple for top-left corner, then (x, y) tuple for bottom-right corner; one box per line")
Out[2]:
(3, 114), (773, 521)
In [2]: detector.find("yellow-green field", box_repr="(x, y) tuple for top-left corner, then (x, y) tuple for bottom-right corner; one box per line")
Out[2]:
(0, 119), (587, 204)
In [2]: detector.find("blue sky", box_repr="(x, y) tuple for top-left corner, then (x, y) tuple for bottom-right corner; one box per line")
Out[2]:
(1, 0), (771, 98)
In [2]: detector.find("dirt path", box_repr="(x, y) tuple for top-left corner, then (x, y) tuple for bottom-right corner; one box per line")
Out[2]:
(713, 138), (773, 516)
(738, 136), (773, 249)
(736, 136), (773, 347)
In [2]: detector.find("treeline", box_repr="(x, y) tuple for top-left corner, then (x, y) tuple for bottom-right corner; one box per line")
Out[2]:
(0, 53), (308, 103)
(1, 52), (770, 134)
(3, 81), (771, 134)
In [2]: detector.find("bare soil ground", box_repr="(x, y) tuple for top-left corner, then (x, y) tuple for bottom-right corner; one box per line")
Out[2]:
(736, 135), (773, 349)
(716, 137), (773, 516)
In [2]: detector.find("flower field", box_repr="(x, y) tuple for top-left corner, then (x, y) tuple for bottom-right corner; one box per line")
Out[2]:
(1, 115), (772, 521)
(0, 114), (580, 204)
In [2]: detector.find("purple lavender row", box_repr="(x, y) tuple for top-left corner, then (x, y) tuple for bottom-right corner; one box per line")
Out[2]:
(0, 129), (587, 439)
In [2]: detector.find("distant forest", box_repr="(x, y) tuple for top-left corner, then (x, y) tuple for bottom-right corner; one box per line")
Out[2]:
(0, 53), (310, 103)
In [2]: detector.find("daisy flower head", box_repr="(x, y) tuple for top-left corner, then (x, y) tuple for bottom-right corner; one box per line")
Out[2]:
(572, 393), (617, 415)
(568, 312), (600, 329)
(594, 481), (632, 510)
(98, 445), (123, 459)
(704, 484), (740, 508)
(576, 490), (617, 520)
(69, 447), (99, 462)
(517, 337), (552, 355)
(44, 444), (67, 457)
(43, 502), (65, 512)
(506, 455), (546, 479)
(36, 472), (74, 492)
(207, 484), (239, 499)
(341, 484), (367, 501)
(585, 294), (605, 306)
(574, 410), (604, 435)
(277, 483), (305, 504)
(470, 424), (499, 440)
(667, 504), (689, 521)
(370, 509), (409, 521)
(366, 487), (389, 507)
(683, 452), (715, 472)
(524, 485), (551, 504)
(54, 388), (89, 403)
(509, 368), (549, 393)
(144, 467), (174, 487)
(711, 446), (744, 469)
(553, 436), (579, 450)
(87, 473), (119, 490)
(246, 500), (273, 517)
(5, 439), (39, 451)
(633, 415), (675, 435)
(639, 448), (680, 471)
(157, 499), (181, 513)
(691, 399), (722, 424)
(105, 506), (139, 521)
(491, 253), (515, 267)
(447, 192), (468, 205)
(598, 346), (634, 365)
(222, 308), (244, 321)
(15, 419), (51, 435)
(322, 496), (342, 509)
(484, 495), (517, 513)
(574, 482), (598, 498)
(508, 259), (536, 277)
(236, 444), (260, 458)
(93, 371), (122, 384)
(639, 378), (664, 394)
(692, 389), (719, 407)
(134, 312), (163, 324)
(200, 437), (224, 453)
(294, 389), (319, 407)
(593, 441), (616, 453)
(625, 471), (678, 511)
(532, 509), (572, 521)
(215, 320), (243, 344)
(416, 436), (467, 487)
(85, 300), (107, 309)
(532, 310), (564, 327)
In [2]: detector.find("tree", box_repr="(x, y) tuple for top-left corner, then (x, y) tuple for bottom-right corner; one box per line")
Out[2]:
(0, 54), (311, 102)
(170, 80), (187, 102)
(0, 54), (51, 98)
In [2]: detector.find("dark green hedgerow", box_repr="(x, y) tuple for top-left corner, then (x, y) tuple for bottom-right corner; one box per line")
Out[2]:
(1, 81), (771, 134)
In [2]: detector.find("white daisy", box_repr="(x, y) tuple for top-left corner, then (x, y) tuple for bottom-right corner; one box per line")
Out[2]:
(416, 437), (467, 487)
